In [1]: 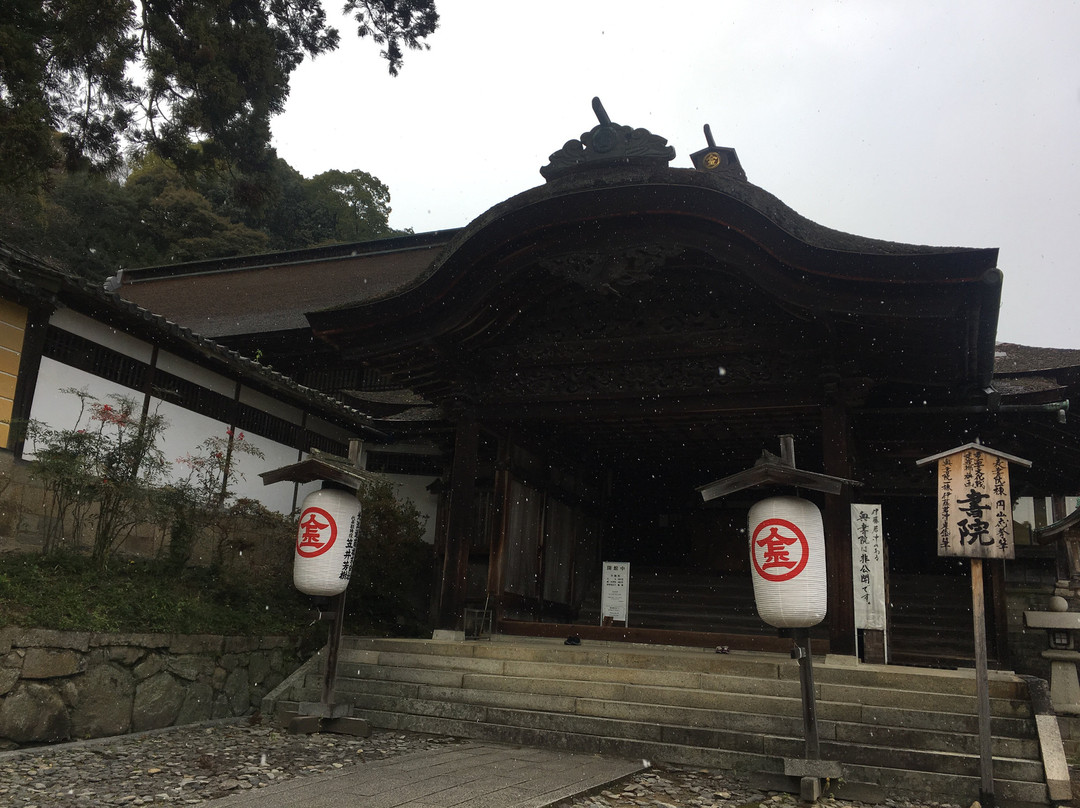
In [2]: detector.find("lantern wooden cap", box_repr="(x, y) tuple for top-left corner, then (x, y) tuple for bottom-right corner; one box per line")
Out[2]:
(260, 449), (383, 491)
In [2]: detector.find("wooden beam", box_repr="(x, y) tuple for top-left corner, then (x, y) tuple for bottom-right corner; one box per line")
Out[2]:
(474, 395), (821, 422)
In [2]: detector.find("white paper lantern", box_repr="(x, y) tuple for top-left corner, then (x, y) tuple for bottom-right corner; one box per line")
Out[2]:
(748, 495), (827, 628)
(293, 487), (361, 597)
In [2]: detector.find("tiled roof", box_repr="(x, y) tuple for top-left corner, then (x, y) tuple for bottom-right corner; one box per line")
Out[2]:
(994, 342), (1080, 374)
(0, 241), (385, 438)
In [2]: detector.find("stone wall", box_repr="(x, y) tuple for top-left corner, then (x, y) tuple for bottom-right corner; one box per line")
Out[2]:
(0, 628), (297, 749)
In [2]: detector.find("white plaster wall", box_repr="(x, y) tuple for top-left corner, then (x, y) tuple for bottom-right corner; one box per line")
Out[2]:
(228, 430), (302, 514)
(152, 400), (303, 515)
(24, 360), (140, 455)
(150, 399), (228, 487)
(50, 309), (153, 362)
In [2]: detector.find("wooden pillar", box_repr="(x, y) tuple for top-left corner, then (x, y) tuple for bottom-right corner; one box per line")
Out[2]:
(487, 435), (512, 625)
(437, 417), (479, 629)
(822, 401), (856, 655)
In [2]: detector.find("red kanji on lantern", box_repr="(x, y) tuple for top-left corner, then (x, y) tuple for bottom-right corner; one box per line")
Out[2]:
(296, 507), (338, 558)
(751, 517), (809, 582)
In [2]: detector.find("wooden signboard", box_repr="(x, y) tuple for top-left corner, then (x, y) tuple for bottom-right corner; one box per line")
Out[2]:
(929, 445), (1027, 560)
(600, 561), (630, 625)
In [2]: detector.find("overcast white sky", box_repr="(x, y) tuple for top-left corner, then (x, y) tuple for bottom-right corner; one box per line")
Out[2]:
(272, 1), (1080, 349)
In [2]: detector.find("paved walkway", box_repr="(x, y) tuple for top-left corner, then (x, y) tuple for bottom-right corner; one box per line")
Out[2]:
(205, 740), (645, 808)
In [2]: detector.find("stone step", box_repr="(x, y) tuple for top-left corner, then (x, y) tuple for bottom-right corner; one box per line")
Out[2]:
(336, 639), (1028, 700)
(276, 637), (1053, 805)
(304, 674), (1039, 760)
(325, 665), (1029, 721)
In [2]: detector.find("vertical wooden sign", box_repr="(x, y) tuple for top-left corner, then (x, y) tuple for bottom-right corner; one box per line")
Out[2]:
(851, 504), (886, 631)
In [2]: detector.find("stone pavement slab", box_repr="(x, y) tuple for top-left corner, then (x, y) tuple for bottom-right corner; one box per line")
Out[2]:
(205, 740), (645, 808)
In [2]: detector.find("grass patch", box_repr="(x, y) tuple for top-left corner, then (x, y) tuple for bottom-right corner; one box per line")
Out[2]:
(0, 552), (319, 636)
(0, 546), (435, 645)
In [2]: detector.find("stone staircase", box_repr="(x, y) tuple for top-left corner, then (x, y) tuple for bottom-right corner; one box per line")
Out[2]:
(265, 636), (1064, 806)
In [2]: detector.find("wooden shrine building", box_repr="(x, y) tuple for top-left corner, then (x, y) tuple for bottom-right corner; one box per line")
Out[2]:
(116, 101), (1080, 666)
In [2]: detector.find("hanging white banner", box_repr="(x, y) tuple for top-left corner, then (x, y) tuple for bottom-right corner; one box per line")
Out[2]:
(851, 504), (886, 631)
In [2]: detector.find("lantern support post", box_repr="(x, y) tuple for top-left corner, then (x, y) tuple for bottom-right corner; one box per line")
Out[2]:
(792, 627), (820, 759)
(320, 590), (347, 712)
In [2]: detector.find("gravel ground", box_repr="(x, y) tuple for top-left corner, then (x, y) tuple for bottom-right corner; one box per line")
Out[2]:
(0, 719), (1069, 808)
(0, 719), (464, 807)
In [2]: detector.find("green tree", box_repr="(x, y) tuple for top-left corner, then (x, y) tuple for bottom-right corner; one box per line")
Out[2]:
(0, 0), (439, 193)
(346, 478), (432, 635)
(256, 162), (396, 248)
(125, 156), (271, 263)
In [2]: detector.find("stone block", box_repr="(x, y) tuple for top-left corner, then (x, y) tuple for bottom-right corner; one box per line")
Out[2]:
(134, 654), (165, 681)
(132, 672), (185, 732)
(0, 682), (71, 743)
(20, 629), (90, 651)
(0, 667), (18, 696)
(93, 633), (167, 649)
(58, 679), (78, 707)
(248, 651), (272, 684)
(212, 692), (232, 719)
(223, 636), (259, 654)
(21, 648), (83, 679)
(106, 645), (145, 666)
(800, 776), (823, 801)
(269, 647), (286, 672)
(71, 663), (134, 738)
(168, 634), (223, 655)
(0, 626), (16, 655)
(219, 653), (240, 671)
(223, 668), (250, 715)
(167, 654), (208, 681)
(176, 682), (215, 725)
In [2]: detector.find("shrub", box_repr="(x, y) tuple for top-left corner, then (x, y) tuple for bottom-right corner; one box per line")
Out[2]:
(25, 390), (168, 566)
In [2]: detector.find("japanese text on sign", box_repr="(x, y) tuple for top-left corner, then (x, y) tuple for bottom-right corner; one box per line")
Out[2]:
(936, 448), (1015, 559)
(850, 504), (886, 630)
(600, 561), (630, 624)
